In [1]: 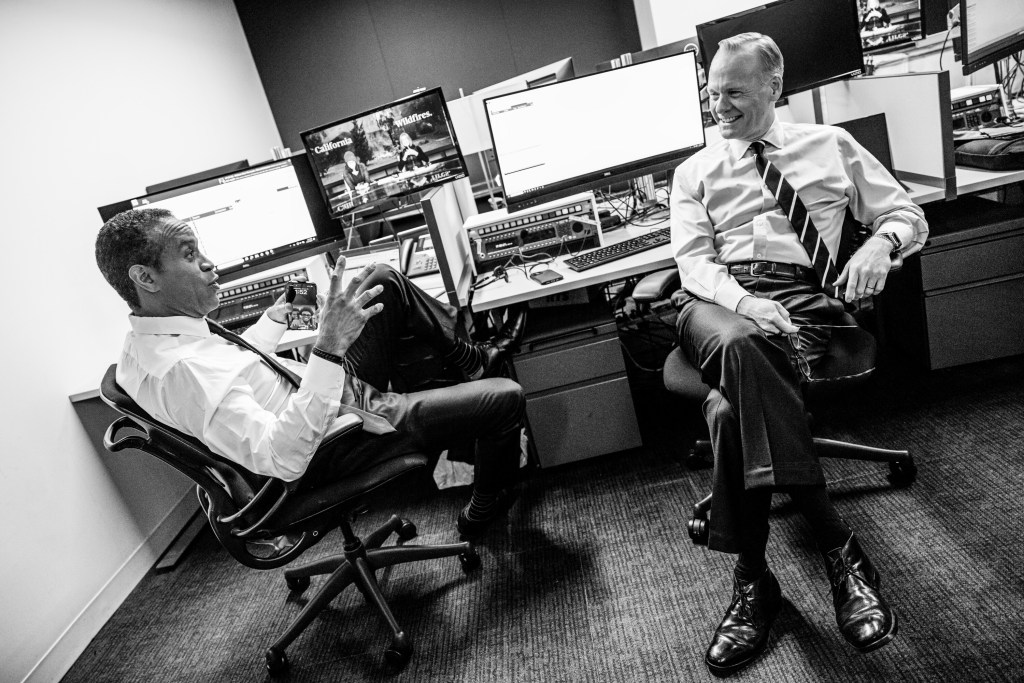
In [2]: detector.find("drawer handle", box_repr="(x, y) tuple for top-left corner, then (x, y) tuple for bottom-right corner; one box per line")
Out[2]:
(525, 326), (600, 352)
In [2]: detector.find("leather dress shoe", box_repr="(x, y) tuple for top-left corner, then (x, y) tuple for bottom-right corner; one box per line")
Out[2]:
(705, 568), (782, 677)
(824, 534), (897, 653)
(493, 305), (528, 353)
(456, 487), (519, 539)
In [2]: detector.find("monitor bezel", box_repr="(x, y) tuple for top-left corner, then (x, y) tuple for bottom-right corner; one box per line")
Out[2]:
(299, 87), (470, 220)
(960, 3), (1024, 75)
(483, 51), (706, 214)
(696, 0), (865, 98)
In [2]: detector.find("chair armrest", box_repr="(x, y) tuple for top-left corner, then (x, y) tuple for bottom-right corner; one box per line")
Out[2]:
(632, 268), (682, 304)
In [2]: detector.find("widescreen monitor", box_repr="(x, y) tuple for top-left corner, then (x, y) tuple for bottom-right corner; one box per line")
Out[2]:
(301, 87), (468, 219)
(698, 0), (864, 98)
(125, 156), (341, 283)
(960, 0), (1024, 75)
(483, 51), (705, 212)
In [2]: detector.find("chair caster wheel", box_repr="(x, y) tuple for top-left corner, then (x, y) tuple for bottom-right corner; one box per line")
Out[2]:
(384, 631), (413, 667)
(397, 519), (418, 541)
(285, 575), (310, 592)
(459, 547), (481, 573)
(888, 459), (918, 487)
(688, 517), (709, 546)
(265, 647), (288, 676)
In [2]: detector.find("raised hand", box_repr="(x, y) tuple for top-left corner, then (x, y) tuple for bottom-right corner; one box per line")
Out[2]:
(314, 257), (384, 358)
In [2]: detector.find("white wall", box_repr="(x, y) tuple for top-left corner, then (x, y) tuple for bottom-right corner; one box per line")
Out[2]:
(0, 1), (281, 681)
(633, 0), (765, 50)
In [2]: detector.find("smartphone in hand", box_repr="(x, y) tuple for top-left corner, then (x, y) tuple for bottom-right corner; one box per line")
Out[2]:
(286, 282), (318, 331)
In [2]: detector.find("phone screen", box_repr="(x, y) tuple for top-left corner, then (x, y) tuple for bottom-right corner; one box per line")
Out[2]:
(287, 282), (318, 331)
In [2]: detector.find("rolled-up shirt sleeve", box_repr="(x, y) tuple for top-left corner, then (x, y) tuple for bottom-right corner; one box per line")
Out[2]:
(671, 168), (750, 311)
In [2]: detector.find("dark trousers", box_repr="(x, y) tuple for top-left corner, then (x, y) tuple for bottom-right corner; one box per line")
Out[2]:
(304, 265), (525, 494)
(676, 274), (846, 552)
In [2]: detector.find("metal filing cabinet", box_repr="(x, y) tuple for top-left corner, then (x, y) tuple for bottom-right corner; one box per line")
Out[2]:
(511, 301), (642, 467)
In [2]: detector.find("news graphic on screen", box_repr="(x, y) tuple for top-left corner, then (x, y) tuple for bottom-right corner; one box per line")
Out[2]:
(483, 51), (705, 211)
(860, 0), (923, 53)
(301, 88), (468, 219)
(130, 158), (329, 279)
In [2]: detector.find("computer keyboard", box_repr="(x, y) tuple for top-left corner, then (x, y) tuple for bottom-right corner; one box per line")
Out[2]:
(563, 227), (671, 272)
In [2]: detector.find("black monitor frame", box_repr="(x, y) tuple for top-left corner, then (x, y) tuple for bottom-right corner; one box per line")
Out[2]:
(299, 87), (469, 220)
(697, 0), (864, 99)
(483, 51), (706, 213)
(960, 1), (1024, 75)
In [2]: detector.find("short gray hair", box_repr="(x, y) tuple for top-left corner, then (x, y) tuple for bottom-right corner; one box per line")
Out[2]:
(717, 32), (784, 83)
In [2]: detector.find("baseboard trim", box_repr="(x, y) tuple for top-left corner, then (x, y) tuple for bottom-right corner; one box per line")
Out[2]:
(21, 490), (199, 683)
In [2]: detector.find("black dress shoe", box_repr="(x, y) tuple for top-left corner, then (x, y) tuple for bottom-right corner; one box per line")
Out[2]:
(824, 534), (897, 653)
(493, 305), (528, 353)
(456, 488), (519, 539)
(704, 568), (782, 677)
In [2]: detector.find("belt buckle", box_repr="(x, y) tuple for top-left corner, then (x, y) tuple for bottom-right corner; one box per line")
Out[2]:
(750, 262), (768, 276)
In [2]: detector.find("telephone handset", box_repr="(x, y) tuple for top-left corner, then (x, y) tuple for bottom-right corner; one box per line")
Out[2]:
(399, 234), (439, 278)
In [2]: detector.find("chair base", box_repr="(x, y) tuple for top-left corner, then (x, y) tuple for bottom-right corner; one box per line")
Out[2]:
(264, 514), (478, 676)
(685, 439), (917, 546)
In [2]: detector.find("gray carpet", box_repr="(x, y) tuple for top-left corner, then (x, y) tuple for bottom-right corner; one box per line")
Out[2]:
(62, 354), (1024, 682)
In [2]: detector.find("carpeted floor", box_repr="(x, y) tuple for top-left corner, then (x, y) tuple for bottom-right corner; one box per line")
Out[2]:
(62, 354), (1024, 683)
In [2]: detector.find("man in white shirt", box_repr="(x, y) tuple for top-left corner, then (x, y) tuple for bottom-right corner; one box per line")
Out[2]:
(95, 208), (525, 539)
(671, 33), (927, 675)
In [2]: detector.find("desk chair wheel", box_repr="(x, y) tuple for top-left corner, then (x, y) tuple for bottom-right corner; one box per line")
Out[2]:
(384, 631), (413, 667)
(265, 646), (288, 676)
(285, 575), (311, 593)
(687, 517), (709, 546)
(397, 519), (418, 541)
(887, 457), (918, 487)
(458, 546), (481, 573)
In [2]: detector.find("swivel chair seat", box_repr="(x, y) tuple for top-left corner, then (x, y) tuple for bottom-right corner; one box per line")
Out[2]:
(99, 365), (479, 676)
(632, 270), (918, 545)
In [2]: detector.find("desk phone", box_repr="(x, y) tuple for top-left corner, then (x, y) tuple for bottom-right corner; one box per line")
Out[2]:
(401, 234), (439, 277)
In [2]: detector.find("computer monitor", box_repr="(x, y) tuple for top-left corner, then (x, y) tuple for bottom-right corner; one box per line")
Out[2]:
(300, 87), (469, 219)
(697, 0), (864, 98)
(960, 0), (1024, 75)
(123, 156), (342, 283)
(859, 0), (924, 53)
(483, 51), (705, 213)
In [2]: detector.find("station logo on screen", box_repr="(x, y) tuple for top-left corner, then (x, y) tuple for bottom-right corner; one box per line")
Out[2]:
(301, 88), (468, 218)
(860, 0), (922, 52)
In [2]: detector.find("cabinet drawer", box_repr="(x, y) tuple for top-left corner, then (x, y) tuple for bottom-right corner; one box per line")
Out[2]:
(514, 336), (626, 394)
(525, 376), (642, 467)
(925, 275), (1024, 369)
(921, 232), (1024, 291)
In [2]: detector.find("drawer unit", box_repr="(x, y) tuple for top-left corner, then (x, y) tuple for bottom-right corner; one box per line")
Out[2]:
(925, 275), (1024, 369)
(512, 302), (641, 467)
(920, 232), (1024, 291)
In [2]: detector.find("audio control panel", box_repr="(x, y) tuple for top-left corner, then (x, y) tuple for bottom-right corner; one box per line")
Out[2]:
(208, 268), (307, 331)
(950, 84), (1004, 131)
(463, 192), (602, 271)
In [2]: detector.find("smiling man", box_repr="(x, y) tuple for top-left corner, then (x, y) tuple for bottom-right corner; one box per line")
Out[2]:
(670, 33), (928, 675)
(95, 208), (526, 539)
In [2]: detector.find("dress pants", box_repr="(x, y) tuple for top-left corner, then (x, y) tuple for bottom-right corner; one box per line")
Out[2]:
(303, 265), (525, 493)
(675, 273), (847, 552)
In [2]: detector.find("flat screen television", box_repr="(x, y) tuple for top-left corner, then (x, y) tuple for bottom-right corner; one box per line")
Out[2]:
(117, 156), (342, 283)
(483, 51), (705, 212)
(960, 0), (1024, 75)
(859, 0), (924, 53)
(697, 0), (864, 98)
(300, 87), (469, 219)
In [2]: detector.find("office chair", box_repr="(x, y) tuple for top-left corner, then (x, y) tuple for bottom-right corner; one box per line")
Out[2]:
(99, 365), (479, 676)
(631, 269), (918, 546)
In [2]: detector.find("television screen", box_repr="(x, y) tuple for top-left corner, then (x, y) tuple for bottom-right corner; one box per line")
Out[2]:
(484, 51), (705, 212)
(698, 0), (864, 98)
(859, 0), (924, 53)
(301, 87), (469, 219)
(127, 156), (340, 282)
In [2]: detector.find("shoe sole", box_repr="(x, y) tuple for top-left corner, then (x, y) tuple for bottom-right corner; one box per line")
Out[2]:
(850, 612), (899, 654)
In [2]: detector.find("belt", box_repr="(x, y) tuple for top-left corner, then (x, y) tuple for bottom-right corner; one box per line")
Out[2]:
(728, 261), (818, 284)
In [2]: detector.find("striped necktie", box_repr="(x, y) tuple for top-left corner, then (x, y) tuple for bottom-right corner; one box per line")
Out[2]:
(750, 140), (839, 295)
(206, 320), (395, 435)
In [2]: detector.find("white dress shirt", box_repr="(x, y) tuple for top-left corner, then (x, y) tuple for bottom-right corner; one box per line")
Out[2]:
(671, 118), (929, 311)
(116, 313), (349, 481)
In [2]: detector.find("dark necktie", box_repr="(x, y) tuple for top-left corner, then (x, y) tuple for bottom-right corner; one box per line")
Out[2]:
(750, 140), (839, 295)
(206, 319), (395, 434)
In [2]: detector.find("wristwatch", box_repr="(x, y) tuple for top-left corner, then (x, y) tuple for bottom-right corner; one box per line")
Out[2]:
(871, 231), (902, 254)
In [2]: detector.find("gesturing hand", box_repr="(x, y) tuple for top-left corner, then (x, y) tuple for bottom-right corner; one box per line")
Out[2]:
(314, 257), (384, 358)
(736, 295), (799, 335)
(835, 237), (892, 302)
